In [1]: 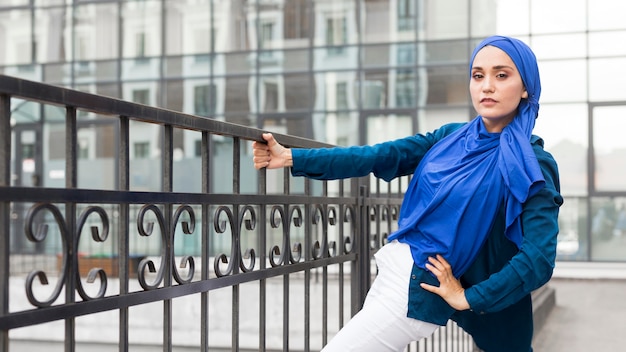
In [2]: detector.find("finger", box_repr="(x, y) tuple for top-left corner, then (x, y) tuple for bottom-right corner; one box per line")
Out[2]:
(254, 160), (269, 170)
(252, 147), (270, 157)
(252, 141), (269, 152)
(426, 256), (445, 271)
(424, 262), (441, 276)
(262, 133), (275, 145)
(420, 283), (439, 294)
(435, 254), (452, 270)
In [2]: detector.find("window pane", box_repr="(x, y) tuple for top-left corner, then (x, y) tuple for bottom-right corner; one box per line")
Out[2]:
(423, 0), (468, 40)
(284, 73), (311, 111)
(314, 0), (358, 47)
(589, 58), (626, 101)
(165, 0), (210, 55)
(418, 107), (470, 134)
(591, 197), (626, 261)
(589, 31), (626, 58)
(424, 65), (467, 105)
(532, 34), (586, 60)
(421, 40), (468, 65)
(122, 1), (162, 58)
(593, 105), (626, 192)
(588, 0), (626, 31)
(362, 0), (416, 44)
(361, 70), (389, 109)
(556, 197), (588, 261)
(530, 0), (586, 34)
(215, 0), (251, 53)
(538, 60), (587, 103)
(315, 71), (357, 112)
(72, 4), (119, 61)
(534, 104), (588, 196)
(223, 75), (251, 115)
(490, 0), (530, 37)
(0, 9), (32, 65)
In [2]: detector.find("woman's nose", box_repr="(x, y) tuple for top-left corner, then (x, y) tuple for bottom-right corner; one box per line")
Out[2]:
(482, 77), (495, 92)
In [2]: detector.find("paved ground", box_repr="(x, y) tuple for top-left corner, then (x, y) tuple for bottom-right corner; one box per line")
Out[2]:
(532, 263), (626, 351)
(9, 262), (626, 351)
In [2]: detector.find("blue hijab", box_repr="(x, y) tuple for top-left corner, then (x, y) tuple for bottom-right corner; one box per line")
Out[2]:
(388, 36), (546, 277)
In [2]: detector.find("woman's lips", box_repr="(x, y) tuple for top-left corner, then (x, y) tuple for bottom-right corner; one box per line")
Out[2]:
(480, 98), (497, 106)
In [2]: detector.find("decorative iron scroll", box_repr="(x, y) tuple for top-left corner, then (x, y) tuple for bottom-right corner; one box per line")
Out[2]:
(24, 203), (110, 307)
(269, 205), (303, 267)
(136, 204), (196, 290)
(213, 205), (257, 277)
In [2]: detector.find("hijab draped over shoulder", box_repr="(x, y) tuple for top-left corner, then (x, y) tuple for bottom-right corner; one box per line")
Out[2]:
(387, 36), (546, 277)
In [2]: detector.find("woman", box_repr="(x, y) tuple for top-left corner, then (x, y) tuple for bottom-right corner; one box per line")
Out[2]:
(252, 36), (563, 352)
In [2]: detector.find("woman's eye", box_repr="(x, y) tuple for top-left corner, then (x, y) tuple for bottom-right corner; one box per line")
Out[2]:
(496, 73), (508, 78)
(472, 73), (483, 79)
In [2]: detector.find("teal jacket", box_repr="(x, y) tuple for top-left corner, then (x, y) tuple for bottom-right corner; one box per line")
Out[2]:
(291, 123), (563, 352)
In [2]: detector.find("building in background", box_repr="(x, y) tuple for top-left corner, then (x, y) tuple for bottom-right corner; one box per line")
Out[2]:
(2, 0), (626, 262)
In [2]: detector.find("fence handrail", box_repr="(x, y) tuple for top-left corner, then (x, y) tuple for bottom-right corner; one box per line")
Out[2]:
(0, 74), (472, 352)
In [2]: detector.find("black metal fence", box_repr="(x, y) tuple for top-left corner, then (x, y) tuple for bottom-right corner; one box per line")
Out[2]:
(0, 75), (473, 351)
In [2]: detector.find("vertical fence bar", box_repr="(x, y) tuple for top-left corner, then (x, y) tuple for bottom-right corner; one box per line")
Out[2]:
(338, 180), (345, 330)
(282, 166), (290, 352)
(321, 182), (329, 347)
(163, 124), (174, 352)
(201, 132), (210, 351)
(258, 141), (267, 352)
(354, 183), (370, 312)
(232, 137), (241, 352)
(303, 176), (311, 352)
(118, 116), (130, 352)
(65, 106), (78, 352)
(0, 94), (11, 352)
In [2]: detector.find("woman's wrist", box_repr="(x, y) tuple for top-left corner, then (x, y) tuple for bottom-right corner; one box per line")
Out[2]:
(283, 148), (293, 167)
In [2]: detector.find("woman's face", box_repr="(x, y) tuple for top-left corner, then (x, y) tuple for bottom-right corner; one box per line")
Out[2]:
(470, 45), (528, 132)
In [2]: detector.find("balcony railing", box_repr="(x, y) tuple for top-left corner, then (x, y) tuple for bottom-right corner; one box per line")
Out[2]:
(0, 75), (474, 351)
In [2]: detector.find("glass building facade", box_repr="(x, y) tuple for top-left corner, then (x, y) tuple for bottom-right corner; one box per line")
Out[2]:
(2, 0), (626, 262)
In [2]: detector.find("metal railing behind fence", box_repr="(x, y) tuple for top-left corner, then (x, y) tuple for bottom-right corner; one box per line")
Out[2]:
(0, 75), (473, 352)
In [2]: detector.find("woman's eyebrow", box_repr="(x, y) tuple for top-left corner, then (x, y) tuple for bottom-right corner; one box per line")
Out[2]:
(472, 65), (515, 71)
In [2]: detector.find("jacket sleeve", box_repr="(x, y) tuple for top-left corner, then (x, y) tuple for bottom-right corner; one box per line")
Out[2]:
(290, 123), (464, 181)
(464, 141), (564, 313)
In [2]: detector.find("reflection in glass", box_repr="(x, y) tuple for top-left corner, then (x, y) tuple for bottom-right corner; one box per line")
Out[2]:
(77, 123), (117, 190)
(588, 0), (626, 31)
(367, 113), (413, 193)
(556, 197), (588, 261)
(422, 0), (468, 40)
(164, 0), (210, 56)
(589, 31), (626, 57)
(362, 0), (417, 43)
(314, 0), (357, 48)
(417, 107), (470, 134)
(424, 65), (467, 105)
(73, 3), (119, 61)
(0, 9), (33, 65)
(531, 34), (586, 60)
(538, 60), (587, 103)
(589, 58), (626, 101)
(593, 105), (626, 192)
(534, 104), (588, 196)
(530, 0), (586, 34)
(590, 197), (626, 261)
(494, 0), (530, 35)
(122, 0), (162, 59)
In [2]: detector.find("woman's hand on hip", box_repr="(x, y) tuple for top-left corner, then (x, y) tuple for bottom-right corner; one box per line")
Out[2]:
(420, 254), (471, 311)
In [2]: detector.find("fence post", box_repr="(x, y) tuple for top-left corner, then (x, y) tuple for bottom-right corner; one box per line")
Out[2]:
(352, 183), (371, 315)
(0, 94), (11, 352)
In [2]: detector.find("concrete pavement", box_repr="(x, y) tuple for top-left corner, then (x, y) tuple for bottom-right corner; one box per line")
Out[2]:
(532, 262), (626, 351)
(8, 262), (626, 351)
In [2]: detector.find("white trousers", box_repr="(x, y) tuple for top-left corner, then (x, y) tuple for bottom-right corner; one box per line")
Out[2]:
(321, 240), (439, 352)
